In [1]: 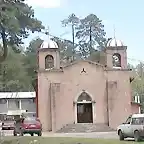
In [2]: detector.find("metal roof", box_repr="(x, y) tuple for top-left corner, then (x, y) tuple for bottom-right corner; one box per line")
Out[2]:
(132, 114), (144, 118)
(0, 92), (35, 99)
(7, 110), (27, 115)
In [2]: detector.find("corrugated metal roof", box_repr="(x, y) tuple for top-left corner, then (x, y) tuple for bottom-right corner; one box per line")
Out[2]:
(0, 92), (35, 99)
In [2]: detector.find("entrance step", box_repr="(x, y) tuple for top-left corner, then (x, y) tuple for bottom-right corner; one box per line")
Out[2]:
(56, 123), (114, 133)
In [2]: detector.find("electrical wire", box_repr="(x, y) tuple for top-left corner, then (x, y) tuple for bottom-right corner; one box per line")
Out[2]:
(39, 31), (144, 64)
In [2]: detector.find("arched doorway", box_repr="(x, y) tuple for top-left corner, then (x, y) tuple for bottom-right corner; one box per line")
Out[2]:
(77, 92), (93, 123)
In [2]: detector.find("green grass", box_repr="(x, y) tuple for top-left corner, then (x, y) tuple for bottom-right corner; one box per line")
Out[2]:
(0, 137), (142, 144)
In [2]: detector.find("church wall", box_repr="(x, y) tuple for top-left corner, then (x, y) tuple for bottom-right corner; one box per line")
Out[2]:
(38, 71), (64, 132)
(51, 62), (108, 131)
(107, 70), (132, 129)
(38, 73), (51, 131)
(38, 61), (110, 131)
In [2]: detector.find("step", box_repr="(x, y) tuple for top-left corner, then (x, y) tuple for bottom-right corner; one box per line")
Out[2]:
(56, 123), (114, 133)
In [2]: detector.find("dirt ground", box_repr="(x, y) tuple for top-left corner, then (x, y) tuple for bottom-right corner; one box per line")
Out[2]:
(1, 130), (118, 139)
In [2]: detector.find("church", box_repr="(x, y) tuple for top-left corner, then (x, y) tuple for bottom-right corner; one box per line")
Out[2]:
(37, 37), (140, 132)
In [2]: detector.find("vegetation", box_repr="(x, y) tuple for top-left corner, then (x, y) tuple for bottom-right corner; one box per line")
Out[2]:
(0, 1), (142, 109)
(0, 137), (140, 144)
(0, 0), (44, 63)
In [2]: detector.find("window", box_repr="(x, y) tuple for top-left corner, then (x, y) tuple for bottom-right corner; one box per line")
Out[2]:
(112, 53), (121, 67)
(29, 98), (35, 103)
(45, 55), (54, 69)
(131, 117), (144, 125)
(0, 99), (7, 104)
(125, 117), (131, 124)
(77, 92), (92, 102)
(15, 100), (20, 109)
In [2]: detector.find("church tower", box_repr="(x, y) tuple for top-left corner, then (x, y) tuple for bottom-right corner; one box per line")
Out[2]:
(38, 39), (60, 70)
(105, 38), (127, 69)
(37, 38), (60, 131)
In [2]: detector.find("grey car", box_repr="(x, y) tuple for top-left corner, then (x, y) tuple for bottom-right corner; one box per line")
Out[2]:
(117, 114), (144, 142)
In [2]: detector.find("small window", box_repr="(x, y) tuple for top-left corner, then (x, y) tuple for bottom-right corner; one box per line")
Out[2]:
(77, 92), (92, 102)
(45, 55), (54, 69)
(131, 117), (144, 125)
(15, 100), (20, 109)
(112, 53), (121, 67)
(0, 99), (7, 104)
(125, 117), (131, 124)
(29, 98), (35, 103)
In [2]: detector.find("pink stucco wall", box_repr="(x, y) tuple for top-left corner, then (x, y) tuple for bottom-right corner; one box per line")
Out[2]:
(38, 60), (133, 132)
(131, 103), (140, 114)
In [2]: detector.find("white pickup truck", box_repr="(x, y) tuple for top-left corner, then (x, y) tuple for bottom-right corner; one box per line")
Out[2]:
(117, 114), (144, 141)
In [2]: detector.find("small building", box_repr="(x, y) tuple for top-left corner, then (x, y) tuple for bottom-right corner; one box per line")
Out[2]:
(0, 92), (36, 113)
(37, 37), (140, 132)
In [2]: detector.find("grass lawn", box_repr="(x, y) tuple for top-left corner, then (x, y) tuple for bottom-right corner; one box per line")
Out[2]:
(0, 137), (141, 144)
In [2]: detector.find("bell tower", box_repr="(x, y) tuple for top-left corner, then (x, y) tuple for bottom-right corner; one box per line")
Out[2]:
(38, 39), (60, 70)
(37, 38), (60, 131)
(105, 38), (127, 69)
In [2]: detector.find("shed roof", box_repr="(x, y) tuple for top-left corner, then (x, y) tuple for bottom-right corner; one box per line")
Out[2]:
(0, 92), (35, 99)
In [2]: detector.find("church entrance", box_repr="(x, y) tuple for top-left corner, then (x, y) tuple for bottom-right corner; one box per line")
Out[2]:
(76, 92), (93, 123)
(77, 103), (93, 123)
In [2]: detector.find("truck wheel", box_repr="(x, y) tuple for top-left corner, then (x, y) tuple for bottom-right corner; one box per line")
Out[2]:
(134, 130), (141, 142)
(13, 132), (17, 136)
(118, 130), (124, 141)
(38, 132), (42, 136)
(31, 133), (34, 136)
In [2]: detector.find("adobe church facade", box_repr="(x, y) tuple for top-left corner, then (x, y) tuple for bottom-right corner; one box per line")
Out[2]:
(37, 38), (140, 132)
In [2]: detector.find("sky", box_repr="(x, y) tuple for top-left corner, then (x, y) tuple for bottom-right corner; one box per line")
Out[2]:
(25, 0), (144, 65)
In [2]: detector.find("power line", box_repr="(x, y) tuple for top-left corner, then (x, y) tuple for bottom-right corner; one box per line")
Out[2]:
(40, 31), (144, 63)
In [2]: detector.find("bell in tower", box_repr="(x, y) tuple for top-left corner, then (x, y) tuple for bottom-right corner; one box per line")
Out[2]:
(105, 37), (127, 69)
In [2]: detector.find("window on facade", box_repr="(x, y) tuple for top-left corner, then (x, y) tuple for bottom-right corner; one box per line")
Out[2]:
(29, 98), (35, 103)
(0, 99), (7, 104)
(112, 53), (121, 67)
(45, 55), (54, 69)
(15, 100), (20, 109)
(77, 92), (92, 102)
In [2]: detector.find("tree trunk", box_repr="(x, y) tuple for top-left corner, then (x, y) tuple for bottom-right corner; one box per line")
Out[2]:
(0, 28), (8, 63)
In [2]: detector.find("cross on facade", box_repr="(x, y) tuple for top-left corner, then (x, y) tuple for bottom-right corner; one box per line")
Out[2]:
(81, 68), (86, 73)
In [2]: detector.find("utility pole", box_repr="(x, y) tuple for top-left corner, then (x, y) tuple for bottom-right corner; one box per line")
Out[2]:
(89, 25), (92, 55)
(71, 13), (76, 61)
(72, 22), (75, 61)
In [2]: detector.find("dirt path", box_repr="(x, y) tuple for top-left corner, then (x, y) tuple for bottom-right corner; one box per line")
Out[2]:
(42, 131), (118, 139)
(1, 130), (118, 139)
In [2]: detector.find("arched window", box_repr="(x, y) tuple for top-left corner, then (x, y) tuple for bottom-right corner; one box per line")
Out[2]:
(112, 53), (121, 67)
(77, 92), (92, 102)
(45, 55), (54, 69)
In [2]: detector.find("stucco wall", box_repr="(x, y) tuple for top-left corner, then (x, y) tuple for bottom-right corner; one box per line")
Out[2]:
(131, 104), (140, 114)
(38, 61), (109, 131)
(38, 61), (133, 132)
(107, 70), (132, 129)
